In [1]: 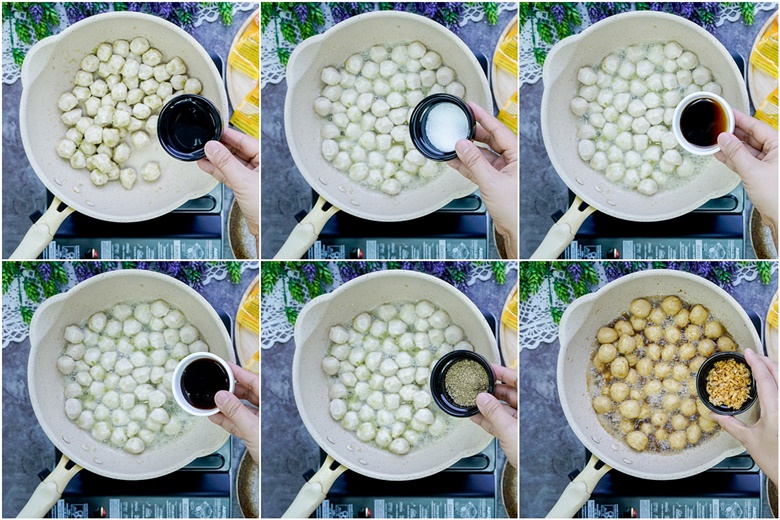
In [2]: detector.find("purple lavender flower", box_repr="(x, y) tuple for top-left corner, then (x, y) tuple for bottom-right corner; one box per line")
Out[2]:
(551, 3), (567, 24)
(588, 4), (606, 23)
(427, 262), (447, 278)
(567, 262), (582, 284)
(29, 4), (44, 24)
(294, 4), (309, 24)
(603, 262), (623, 282)
(74, 263), (92, 282)
(331, 4), (348, 23)
(37, 263), (52, 283)
(302, 263), (317, 282)
(180, 2), (198, 15)
(66, 5), (86, 23)
(135, 261), (150, 270)
(413, 2), (437, 19)
(157, 2), (174, 19)
(392, 2), (407, 11)
(649, 3), (665, 12)
(339, 264), (357, 282)
(127, 3), (143, 12)
(400, 261), (415, 271)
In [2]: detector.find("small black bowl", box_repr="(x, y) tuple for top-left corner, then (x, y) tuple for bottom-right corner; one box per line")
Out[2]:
(696, 351), (757, 416)
(430, 350), (494, 417)
(409, 93), (476, 162)
(157, 94), (223, 161)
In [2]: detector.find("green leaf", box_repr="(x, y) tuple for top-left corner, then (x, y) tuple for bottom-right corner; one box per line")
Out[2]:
(285, 306), (298, 325)
(534, 46), (547, 66)
(260, 2), (277, 32)
(484, 3), (498, 25)
(113, 3), (129, 12)
(553, 278), (571, 303)
(43, 3), (60, 25)
(16, 20), (32, 45)
(565, 3), (582, 26)
(740, 2), (755, 25)
(218, 2), (233, 25)
(261, 263), (281, 295)
(491, 262), (506, 285)
(757, 261), (772, 285)
(280, 18), (297, 45)
(551, 306), (564, 325)
(226, 261), (242, 284)
(23, 277), (40, 303)
(316, 262), (333, 286)
(278, 46), (291, 67)
(52, 263), (68, 284)
(12, 47), (25, 67)
(288, 277), (306, 304)
(21, 306), (35, 325)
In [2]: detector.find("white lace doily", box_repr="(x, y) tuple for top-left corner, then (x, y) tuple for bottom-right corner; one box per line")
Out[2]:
(2, 262), (259, 348)
(261, 262), (518, 350)
(261, 2), (518, 89)
(520, 263), (778, 352)
(2, 3), (258, 85)
(519, 3), (778, 88)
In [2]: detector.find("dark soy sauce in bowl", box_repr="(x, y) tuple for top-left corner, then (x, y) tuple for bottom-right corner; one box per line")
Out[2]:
(180, 358), (230, 409)
(158, 94), (222, 161)
(680, 98), (728, 147)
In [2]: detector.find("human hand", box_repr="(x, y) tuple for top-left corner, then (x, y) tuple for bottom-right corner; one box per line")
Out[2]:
(209, 362), (259, 464)
(197, 128), (260, 242)
(710, 349), (777, 485)
(447, 103), (518, 258)
(715, 110), (779, 247)
(470, 363), (518, 469)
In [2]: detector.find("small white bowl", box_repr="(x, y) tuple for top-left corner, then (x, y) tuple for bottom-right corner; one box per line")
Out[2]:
(173, 352), (235, 416)
(672, 92), (735, 155)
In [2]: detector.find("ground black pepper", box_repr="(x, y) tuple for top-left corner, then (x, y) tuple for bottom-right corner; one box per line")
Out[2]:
(444, 359), (489, 407)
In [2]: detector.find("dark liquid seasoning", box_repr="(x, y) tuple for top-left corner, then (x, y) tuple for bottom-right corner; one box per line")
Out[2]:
(680, 98), (728, 147)
(167, 100), (219, 153)
(181, 358), (230, 409)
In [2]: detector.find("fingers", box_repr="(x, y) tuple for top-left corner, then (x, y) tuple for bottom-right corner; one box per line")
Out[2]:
(232, 383), (260, 408)
(220, 128), (260, 163)
(492, 383), (518, 409)
(716, 132), (760, 177)
(733, 109), (778, 152)
(213, 390), (258, 440)
(452, 139), (499, 187)
(744, 349), (778, 411)
(199, 141), (253, 191)
(468, 102), (517, 159)
(709, 412), (751, 446)
(471, 392), (517, 440)
(746, 348), (779, 383)
(228, 362), (260, 405)
(491, 363), (518, 388)
(447, 146), (502, 172)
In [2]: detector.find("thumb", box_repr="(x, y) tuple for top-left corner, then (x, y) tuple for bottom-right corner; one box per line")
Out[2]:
(475, 392), (512, 436)
(214, 390), (255, 436)
(717, 133), (757, 178)
(709, 412), (751, 446)
(204, 141), (245, 189)
(454, 139), (493, 187)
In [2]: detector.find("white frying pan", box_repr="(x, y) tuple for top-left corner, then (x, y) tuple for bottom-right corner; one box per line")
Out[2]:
(19, 270), (234, 517)
(533, 11), (750, 259)
(12, 12), (228, 259)
(550, 269), (761, 517)
(285, 270), (500, 517)
(275, 11), (493, 259)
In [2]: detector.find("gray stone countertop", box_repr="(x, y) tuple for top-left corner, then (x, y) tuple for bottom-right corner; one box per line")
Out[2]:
(260, 10), (517, 259)
(519, 268), (778, 518)
(1, 9), (254, 259)
(1, 267), (258, 518)
(519, 9), (777, 259)
(261, 268), (519, 518)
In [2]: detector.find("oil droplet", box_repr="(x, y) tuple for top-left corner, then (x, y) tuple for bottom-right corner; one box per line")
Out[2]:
(54, 178), (64, 186)
(350, 199), (360, 206)
(93, 458), (103, 465)
(346, 444), (355, 452)
(73, 186), (81, 194)
(61, 435), (71, 444)
(85, 200), (95, 207)
(326, 436), (336, 444)
(610, 444), (619, 451)
(358, 458), (367, 465)
(595, 185), (603, 193)
(575, 177), (585, 185)
(591, 435), (602, 444)
(622, 458), (633, 464)
(607, 199), (616, 206)
(318, 177), (328, 185)
(338, 185), (347, 193)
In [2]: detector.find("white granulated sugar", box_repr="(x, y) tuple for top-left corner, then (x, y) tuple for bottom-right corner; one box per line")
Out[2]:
(425, 102), (469, 152)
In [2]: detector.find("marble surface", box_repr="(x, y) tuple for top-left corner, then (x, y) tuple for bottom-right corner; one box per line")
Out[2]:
(519, 9), (777, 259)
(260, 10), (517, 259)
(1, 9), (254, 259)
(1, 267), (258, 518)
(261, 267), (518, 518)
(519, 266), (778, 518)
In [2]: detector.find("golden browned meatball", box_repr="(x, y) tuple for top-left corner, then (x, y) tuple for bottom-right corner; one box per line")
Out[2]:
(631, 316), (647, 331)
(648, 308), (666, 325)
(626, 430), (649, 451)
(674, 309), (691, 328)
(645, 325), (663, 343)
(625, 368), (638, 385)
(644, 379), (663, 396)
(704, 321), (723, 339)
(614, 319), (634, 336)
(640, 422), (655, 435)
(661, 344), (677, 361)
(610, 382), (630, 402)
(661, 296), (682, 316)
(617, 335), (636, 355)
(699, 415), (718, 433)
(684, 324), (702, 341)
(686, 423), (702, 444)
(592, 395), (612, 414)
(672, 364), (689, 382)
(655, 428), (668, 442)
(636, 358), (653, 377)
(619, 419), (634, 434)
(651, 410), (669, 427)
(664, 326), (682, 345)
(717, 336), (736, 352)
(697, 339), (715, 357)
(597, 327), (619, 344)
(630, 298), (652, 318)
(663, 378), (681, 393)
(647, 343), (662, 361)
(680, 398), (697, 417)
(689, 304), (709, 325)
(611, 357), (629, 378)
(654, 362), (671, 379)
(671, 414), (689, 431)
(669, 431), (687, 450)
(689, 356), (707, 373)
(598, 343), (617, 363)
(663, 394), (680, 412)
(619, 399), (641, 419)
(679, 343), (696, 360)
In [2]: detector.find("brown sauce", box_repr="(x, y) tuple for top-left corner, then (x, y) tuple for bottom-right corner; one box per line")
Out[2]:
(181, 358), (230, 409)
(680, 98), (728, 147)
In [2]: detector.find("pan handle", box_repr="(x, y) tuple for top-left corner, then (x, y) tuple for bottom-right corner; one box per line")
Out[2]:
(530, 196), (595, 260)
(274, 196), (339, 260)
(17, 454), (82, 518)
(546, 454), (611, 518)
(10, 197), (75, 260)
(282, 454), (348, 518)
